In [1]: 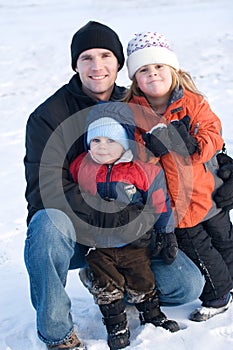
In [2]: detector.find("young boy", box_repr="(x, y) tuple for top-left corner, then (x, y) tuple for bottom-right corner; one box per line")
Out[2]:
(70, 102), (179, 350)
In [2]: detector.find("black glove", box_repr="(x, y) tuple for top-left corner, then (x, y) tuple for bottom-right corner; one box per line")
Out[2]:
(142, 124), (171, 157)
(214, 153), (233, 211)
(74, 194), (156, 248)
(151, 232), (178, 265)
(168, 115), (200, 156)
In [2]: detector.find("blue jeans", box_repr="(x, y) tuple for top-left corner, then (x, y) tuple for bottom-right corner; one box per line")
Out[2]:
(24, 208), (204, 345)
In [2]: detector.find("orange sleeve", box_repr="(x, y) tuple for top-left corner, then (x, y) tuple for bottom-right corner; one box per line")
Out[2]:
(188, 97), (224, 163)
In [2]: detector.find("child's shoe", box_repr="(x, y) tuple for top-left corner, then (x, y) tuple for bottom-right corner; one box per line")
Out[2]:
(189, 292), (232, 322)
(100, 299), (130, 350)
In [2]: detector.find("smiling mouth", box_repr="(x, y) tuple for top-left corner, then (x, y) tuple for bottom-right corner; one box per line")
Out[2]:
(90, 75), (107, 80)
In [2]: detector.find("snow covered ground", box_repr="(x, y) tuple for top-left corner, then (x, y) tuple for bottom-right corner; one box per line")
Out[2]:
(0, 0), (233, 349)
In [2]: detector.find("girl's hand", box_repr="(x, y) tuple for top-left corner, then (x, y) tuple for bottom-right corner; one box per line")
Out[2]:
(168, 115), (200, 156)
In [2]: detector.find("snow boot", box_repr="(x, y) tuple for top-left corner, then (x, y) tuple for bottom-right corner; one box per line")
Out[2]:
(189, 292), (232, 322)
(99, 299), (130, 350)
(46, 331), (86, 349)
(135, 294), (180, 333)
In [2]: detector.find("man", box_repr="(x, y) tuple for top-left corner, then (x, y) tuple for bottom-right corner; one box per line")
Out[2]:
(24, 21), (232, 350)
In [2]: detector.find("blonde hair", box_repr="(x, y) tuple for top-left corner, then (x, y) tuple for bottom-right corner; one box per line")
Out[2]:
(123, 67), (204, 102)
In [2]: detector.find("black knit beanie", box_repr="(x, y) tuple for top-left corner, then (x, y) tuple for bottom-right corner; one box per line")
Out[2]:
(71, 21), (125, 71)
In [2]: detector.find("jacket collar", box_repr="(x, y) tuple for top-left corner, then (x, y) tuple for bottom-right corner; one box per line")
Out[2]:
(88, 149), (134, 166)
(168, 85), (184, 106)
(66, 74), (126, 103)
(131, 84), (184, 109)
(115, 149), (134, 164)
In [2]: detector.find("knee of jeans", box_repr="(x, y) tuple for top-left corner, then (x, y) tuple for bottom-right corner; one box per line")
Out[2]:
(28, 209), (76, 244)
(180, 269), (205, 304)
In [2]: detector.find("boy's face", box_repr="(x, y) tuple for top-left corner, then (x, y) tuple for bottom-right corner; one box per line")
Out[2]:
(89, 137), (124, 164)
(75, 48), (119, 101)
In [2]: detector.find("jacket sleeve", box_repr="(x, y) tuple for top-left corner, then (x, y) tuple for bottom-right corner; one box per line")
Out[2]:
(189, 98), (224, 163)
(24, 109), (88, 225)
(145, 164), (174, 234)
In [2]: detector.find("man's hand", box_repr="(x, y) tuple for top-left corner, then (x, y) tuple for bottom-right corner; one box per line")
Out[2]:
(151, 232), (178, 265)
(214, 153), (233, 211)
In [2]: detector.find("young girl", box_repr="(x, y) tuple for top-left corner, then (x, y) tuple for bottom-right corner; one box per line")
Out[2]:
(124, 31), (233, 321)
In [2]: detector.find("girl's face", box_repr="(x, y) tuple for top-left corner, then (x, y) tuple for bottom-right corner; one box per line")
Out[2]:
(89, 137), (125, 164)
(135, 64), (172, 99)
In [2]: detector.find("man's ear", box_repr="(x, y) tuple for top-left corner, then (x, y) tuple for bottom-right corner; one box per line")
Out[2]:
(74, 63), (79, 73)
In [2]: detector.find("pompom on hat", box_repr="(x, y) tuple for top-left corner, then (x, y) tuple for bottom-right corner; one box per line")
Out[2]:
(87, 117), (129, 151)
(71, 21), (125, 71)
(126, 31), (179, 79)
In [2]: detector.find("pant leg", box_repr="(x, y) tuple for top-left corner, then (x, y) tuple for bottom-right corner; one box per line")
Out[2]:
(117, 246), (155, 304)
(86, 248), (125, 304)
(24, 208), (86, 346)
(86, 246), (155, 305)
(203, 210), (233, 281)
(176, 223), (233, 301)
(150, 249), (204, 306)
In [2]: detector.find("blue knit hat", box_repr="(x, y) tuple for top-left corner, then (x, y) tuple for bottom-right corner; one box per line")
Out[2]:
(87, 117), (129, 151)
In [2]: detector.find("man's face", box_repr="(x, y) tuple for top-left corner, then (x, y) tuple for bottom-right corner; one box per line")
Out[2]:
(76, 48), (120, 101)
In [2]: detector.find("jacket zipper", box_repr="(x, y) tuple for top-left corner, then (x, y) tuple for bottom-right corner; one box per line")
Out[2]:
(105, 164), (113, 200)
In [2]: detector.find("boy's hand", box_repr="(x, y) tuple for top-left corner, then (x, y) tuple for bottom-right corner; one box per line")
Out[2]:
(151, 232), (178, 265)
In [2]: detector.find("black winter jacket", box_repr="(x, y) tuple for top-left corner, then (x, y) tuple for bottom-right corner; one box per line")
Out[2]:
(24, 74), (125, 220)
(24, 75), (156, 247)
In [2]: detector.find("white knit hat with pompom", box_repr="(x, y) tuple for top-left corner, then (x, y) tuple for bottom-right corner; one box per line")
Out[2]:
(126, 31), (179, 79)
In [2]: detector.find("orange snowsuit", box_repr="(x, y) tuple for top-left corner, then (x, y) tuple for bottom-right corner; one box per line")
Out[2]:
(129, 87), (224, 228)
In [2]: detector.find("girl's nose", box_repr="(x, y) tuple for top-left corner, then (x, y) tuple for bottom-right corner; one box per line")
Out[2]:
(149, 68), (157, 76)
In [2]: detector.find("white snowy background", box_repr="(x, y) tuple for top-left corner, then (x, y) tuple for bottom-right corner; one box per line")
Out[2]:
(0, 0), (233, 349)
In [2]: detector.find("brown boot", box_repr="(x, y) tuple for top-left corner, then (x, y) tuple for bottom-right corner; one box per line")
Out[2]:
(46, 332), (86, 350)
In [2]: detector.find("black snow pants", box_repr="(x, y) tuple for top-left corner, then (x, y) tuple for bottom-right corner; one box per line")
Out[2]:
(175, 210), (233, 301)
